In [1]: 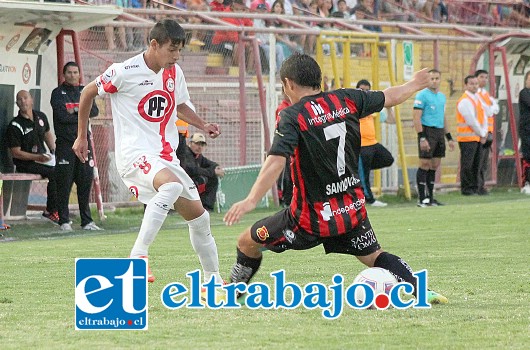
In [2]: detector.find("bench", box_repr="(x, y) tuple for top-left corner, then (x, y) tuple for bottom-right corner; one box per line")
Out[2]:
(0, 173), (43, 227)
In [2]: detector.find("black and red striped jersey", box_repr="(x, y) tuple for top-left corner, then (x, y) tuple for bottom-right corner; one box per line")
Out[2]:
(269, 88), (385, 237)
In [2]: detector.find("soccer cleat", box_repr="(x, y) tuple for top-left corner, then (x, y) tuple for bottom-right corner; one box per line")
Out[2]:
(42, 211), (59, 224)
(60, 223), (73, 231)
(429, 199), (444, 206)
(370, 200), (388, 207)
(427, 290), (448, 304)
(521, 183), (530, 195)
(417, 198), (430, 208)
(201, 281), (227, 305)
(82, 222), (104, 231)
(137, 255), (155, 283)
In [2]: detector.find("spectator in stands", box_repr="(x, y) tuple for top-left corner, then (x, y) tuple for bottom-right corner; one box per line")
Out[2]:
(254, 4), (286, 70)
(105, 0), (145, 51)
(356, 79), (395, 207)
(211, 0), (253, 67)
(180, 133), (225, 211)
(50, 62), (102, 232)
(432, 0), (448, 22)
(332, 0), (349, 17)
(318, 0), (334, 18)
(186, 0), (208, 46)
(351, 0), (381, 32)
(271, 0), (304, 57)
(5, 90), (58, 224)
(378, 0), (414, 22)
(251, 0), (270, 11)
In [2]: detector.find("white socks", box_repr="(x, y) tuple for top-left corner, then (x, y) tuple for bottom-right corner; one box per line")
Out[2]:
(130, 182), (183, 257)
(187, 210), (223, 284)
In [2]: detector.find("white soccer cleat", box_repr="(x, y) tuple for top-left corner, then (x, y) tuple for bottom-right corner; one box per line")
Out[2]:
(60, 223), (73, 231)
(521, 183), (530, 195)
(82, 222), (104, 231)
(371, 200), (388, 207)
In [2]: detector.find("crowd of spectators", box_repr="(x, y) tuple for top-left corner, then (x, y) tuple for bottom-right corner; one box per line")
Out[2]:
(97, 0), (529, 56)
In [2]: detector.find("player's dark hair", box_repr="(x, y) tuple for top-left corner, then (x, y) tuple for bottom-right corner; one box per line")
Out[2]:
(63, 61), (79, 74)
(464, 75), (476, 85)
(474, 69), (488, 77)
(356, 79), (371, 89)
(428, 69), (441, 75)
(149, 19), (186, 47)
(280, 53), (321, 90)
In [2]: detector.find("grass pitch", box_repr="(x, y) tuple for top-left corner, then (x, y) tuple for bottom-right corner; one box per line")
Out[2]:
(1, 189), (528, 349)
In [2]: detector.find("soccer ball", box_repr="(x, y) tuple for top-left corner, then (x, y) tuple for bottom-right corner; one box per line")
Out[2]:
(352, 267), (398, 306)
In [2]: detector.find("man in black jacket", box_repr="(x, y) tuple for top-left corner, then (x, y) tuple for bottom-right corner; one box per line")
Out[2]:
(179, 133), (225, 211)
(50, 62), (102, 231)
(6, 90), (58, 224)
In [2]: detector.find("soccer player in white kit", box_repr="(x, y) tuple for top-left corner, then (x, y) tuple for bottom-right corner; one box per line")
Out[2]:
(73, 19), (224, 287)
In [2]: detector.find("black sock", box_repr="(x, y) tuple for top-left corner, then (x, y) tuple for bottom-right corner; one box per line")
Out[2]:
(230, 248), (262, 285)
(374, 252), (417, 296)
(416, 168), (428, 202)
(427, 170), (436, 202)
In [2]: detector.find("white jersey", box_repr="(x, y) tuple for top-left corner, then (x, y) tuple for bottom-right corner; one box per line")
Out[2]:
(95, 53), (190, 174)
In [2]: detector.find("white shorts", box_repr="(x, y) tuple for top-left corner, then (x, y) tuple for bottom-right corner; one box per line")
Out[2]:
(121, 155), (200, 205)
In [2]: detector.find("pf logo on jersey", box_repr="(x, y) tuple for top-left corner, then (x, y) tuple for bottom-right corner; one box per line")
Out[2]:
(138, 90), (174, 122)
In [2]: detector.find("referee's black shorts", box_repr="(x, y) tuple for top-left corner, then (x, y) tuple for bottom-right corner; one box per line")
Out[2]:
(418, 126), (446, 159)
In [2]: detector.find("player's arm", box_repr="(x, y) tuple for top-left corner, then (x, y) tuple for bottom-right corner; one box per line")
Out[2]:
(177, 102), (220, 139)
(413, 107), (430, 152)
(383, 68), (430, 107)
(73, 81), (98, 163)
(10, 146), (51, 163)
(224, 155), (286, 226)
(43, 130), (55, 154)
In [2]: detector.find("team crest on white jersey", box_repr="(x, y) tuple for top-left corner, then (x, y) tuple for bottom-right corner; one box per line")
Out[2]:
(138, 90), (174, 122)
(101, 69), (115, 84)
(166, 77), (175, 92)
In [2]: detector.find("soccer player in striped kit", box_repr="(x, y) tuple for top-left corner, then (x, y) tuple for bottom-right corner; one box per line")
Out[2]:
(224, 54), (448, 304)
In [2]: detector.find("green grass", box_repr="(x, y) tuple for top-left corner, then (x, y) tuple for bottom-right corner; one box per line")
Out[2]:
(1, 190), (529, 349)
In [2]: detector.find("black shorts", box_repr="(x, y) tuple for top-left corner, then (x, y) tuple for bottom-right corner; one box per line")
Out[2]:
(250, 208), (381, 256)
(418, 126), (446, 159)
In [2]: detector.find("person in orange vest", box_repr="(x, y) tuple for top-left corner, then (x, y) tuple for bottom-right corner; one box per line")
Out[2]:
(357, 79), (395, 207)
(475, 69), (499, 195)
(456, 75), (488, 196)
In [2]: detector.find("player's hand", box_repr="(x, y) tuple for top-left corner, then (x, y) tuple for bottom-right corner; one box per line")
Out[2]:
(412, 68), (431, 90)
(448, 140), (455, 152)
(72, 137), (89, 163)
(37, 153), (52, 163)
(223, 198), (256, 226)
(203, 123), (221, 139)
